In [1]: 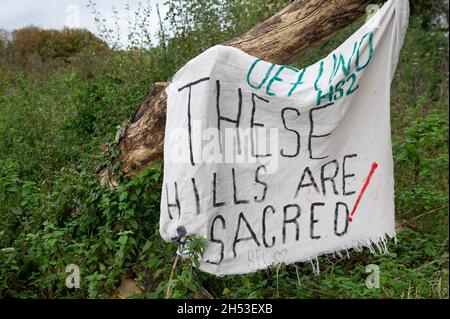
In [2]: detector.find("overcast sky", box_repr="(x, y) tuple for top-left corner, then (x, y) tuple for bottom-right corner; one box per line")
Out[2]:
(0, 0), (167, 46)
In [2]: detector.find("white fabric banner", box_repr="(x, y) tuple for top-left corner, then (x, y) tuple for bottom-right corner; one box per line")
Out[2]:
(160, 0), (409, 276)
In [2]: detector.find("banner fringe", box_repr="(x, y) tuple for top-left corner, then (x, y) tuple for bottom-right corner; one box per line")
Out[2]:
(202, 232), (397, 277)
(301, 232), (395, 277)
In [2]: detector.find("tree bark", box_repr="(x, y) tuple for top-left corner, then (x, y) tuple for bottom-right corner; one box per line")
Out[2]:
(105, 0), (371, 180)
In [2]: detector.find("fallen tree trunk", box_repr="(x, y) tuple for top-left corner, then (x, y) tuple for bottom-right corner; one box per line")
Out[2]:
(103, 0), (371, 180)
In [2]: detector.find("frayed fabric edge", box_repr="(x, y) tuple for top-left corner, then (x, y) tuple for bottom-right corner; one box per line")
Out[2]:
(302, 232), (396, 276)
(203, 231), (397, 277)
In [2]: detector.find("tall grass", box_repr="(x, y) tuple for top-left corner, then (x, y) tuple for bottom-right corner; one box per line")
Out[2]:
(0, 0), (448, 298)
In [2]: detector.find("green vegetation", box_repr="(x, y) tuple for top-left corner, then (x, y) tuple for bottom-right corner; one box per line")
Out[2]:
(0, 0), (448, 298)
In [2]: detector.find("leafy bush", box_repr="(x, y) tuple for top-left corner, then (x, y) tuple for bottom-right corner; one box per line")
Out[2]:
(0, 0), (448, 299)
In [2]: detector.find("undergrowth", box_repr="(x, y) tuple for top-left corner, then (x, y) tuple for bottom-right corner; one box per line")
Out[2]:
(0, 0), (448, 298)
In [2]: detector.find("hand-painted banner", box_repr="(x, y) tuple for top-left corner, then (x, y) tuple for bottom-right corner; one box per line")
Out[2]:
(160, 0), (409, 276)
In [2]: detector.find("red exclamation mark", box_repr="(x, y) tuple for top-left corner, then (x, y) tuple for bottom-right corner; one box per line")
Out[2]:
(348, 162), (378, 222)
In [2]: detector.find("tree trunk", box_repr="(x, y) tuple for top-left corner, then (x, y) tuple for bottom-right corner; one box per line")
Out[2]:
(102, 0), (371, 181)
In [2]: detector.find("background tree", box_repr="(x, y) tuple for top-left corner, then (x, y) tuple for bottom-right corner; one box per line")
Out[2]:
(0, 0), (447, 299)
(411, 0), (449, 30)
